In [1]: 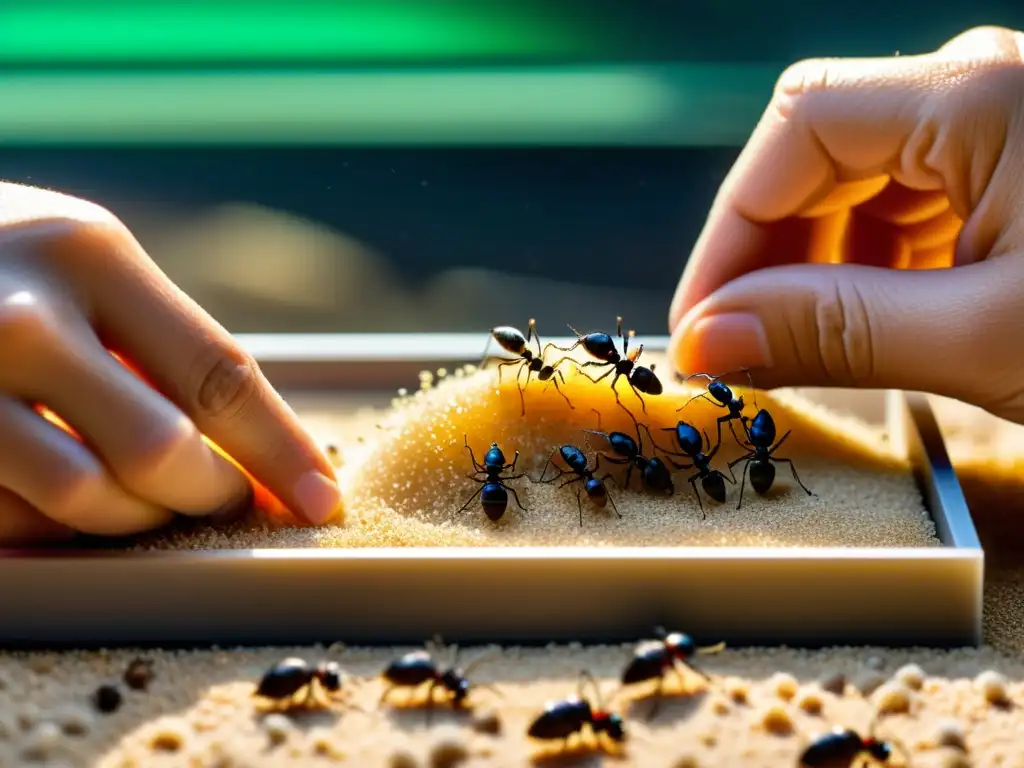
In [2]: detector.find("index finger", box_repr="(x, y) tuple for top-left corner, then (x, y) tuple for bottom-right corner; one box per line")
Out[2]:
(76, 223), (341, 525)
(668, 51), (948, 330)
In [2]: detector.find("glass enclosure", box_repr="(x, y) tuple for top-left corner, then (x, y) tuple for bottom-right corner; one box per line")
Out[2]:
(2, 0), (1021, 334)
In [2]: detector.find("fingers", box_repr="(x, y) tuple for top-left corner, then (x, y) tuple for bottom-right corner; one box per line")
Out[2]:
(669, 256), (1024, 417)
(669, 26), (1024, 331)
(0, 394), (172, 536)
(0, 487), (76, 547)
(0, 284), (251, 518)
(62, 223), (341, 524)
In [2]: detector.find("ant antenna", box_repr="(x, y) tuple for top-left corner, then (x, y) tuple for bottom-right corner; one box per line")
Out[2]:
(577, 669), (606, 709)
(527, 318), (542, 357)
(616, 316), (623, 339)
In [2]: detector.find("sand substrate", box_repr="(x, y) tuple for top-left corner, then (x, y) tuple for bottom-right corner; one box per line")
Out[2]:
(9, 358), (1024, 766)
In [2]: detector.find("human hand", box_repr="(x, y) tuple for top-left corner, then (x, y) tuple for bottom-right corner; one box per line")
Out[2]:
(0, 182), (341, 545)
(669, 26), (1024, 423)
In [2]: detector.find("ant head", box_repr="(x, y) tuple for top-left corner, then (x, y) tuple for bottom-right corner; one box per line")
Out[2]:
(491, 326), (528, 355)
(585, 478), (608, 506)
(863, 738), (891, 761)
(665, 632), (696, 659)
(442, 670), (471, 702)
(708, 380), (732, 404)
(484, 444), (506, 467)
(317, 662), (343, 692)
(584, 332), (619, 362)
(596, 712), (626, 741)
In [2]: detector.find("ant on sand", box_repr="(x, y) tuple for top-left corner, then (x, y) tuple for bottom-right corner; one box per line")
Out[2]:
(618, 627), (725, 720)
(380, 636), (500, 723)
(800, 721), (910, 767)
(677, 368), (757, 448)
(535, 444), (622, 527)
(548, 316), (662, 417)
(527, 670), (626, 753)
(483, 319), (573, 416)
(651, 422), (735, 519)
(458, 436), (527, 521)
(728, 409), (815, 509)
(582, 409), (673, 495)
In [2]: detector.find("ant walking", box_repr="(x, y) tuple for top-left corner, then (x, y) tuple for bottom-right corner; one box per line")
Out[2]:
(527, 669), (626, 752)
(677, 368), (758, 449)
(582, 409), (673, 495)
(482, 319), (573, 416)
(548, 316), (662, 417)
(458, 436), (527, 521)
(800, 721), (910, 767)
(727, 409), (814, 509)
(535, 444), (622, 527)
(651, 422), (735, 519)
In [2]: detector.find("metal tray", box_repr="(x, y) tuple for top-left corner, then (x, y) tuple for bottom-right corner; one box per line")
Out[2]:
(0, 334), (983, 649)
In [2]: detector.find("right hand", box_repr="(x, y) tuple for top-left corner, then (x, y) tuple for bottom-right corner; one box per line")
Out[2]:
(668, 26), (1024, 424)
(0, 183), (342, 545)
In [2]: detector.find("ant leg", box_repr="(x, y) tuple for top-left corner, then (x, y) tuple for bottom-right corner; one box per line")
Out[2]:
(768, 430), (793, 455)
(536, 449), (564, 483)
(600, 478), (623, 519)
(688, 475), (706, 520)
(506, 451), (520, 473)
(623, 462), (635, 491)
(463, 435), (486, 473)
(726, 418), (748, 450)
(704, 428), (721, 460)
(379, 684), (396, 705)
(457, 485), (485, 513)
(646, 674), (665, 722)
(506, 484), (528, 512)
(576, 486), (585, 527)
(516, 363), (531, 417)
(550, 372), (575, 409)
(547, 328), (584, 353)
(495, 358), (522, 387)
(772, 458), (814, 497)
(735, 460), (750, 510)
(558, 474), (583, 488)
(628, 381), (648, 415)
(675, 391), (718, 413)
(666, 455), (694, 471)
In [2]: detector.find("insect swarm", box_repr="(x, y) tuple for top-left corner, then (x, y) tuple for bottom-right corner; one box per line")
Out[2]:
(379, 637), (499, 722)
(799, 723), (910, 766)
(527, 670), (626, 754)
(729, 409), (815, 509)
(253, 657), (344, 709)
(482, 319), (573, 416)
(458, 435), (527, 521)
(651, 421), (735, 519)
(618, 627), (726, 720)
(548, 315), (663, 417)
(582, 409), (673, 495)
(535, 444), (622, 526)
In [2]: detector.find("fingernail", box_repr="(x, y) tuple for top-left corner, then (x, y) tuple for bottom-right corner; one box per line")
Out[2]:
(671, 312), (773, 373)
(294, 471), (343, 524)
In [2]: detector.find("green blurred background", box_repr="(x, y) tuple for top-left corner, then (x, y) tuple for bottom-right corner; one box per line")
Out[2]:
(1, 0), (1020, 334)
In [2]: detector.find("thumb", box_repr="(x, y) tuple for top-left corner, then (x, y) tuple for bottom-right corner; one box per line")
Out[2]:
(668, 258), (1024, 415)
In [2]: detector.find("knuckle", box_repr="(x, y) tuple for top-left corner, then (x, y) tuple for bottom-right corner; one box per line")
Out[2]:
(40, 467), (108, 522)
(773, 58), (833, 118)
(0, 290), (61, 351)
(811, 284), (876, 386)
(189, 342), (263, 422)
(117, 417), (202, 489)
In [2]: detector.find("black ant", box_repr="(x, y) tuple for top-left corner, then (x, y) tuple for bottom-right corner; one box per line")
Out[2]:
(678, 368), (757, 448)
(535, 445), (622, 527)
(618, 627), (725, 720)
(482, 319), (573, 416)
(527, 670), (626, 752)
(458, 436), (527, 521)
(379, 637), (499, 722)
(651, 422), (735, 519)
(727, 409), (814, 509)
(582, 409), (673, 495)
(254, 657), (344, 709)
(800, 723), (910, 766)
(548, 315), (662, 417)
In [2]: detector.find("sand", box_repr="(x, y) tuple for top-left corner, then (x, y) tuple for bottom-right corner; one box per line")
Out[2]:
(7, 353), (1024, 766)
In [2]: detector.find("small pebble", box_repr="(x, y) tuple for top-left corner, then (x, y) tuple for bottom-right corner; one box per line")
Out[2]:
(262, 713), (294, 745)
(388, 749), (420, 768)
(470, 709), (502, 735)
(672, 756), (701, 768)
(123, 658), (155, 691)
(974, 670), (1009, 705)
(51, 704), (92, 736)
(873, 681), (912, 715)
(758, 704), (794, 735)
(325, 444), (343, 467)
(853, 672), (886, 697)
(931, 718), (967, 751)
(819, 672), (846, 696)
(724, 677), (749, 704)
(21, 721), (62, 761)
(91, 684), (123, 714)
(148, 717), (189, 752)
(866, 655), (886, 671)
(796, 687), (824, 715)
(770, 672), (799, 701)
(895, 663), (926, 691)
(428, 726), (469, 768)
(710, 696), (731, 716)
(27, 656), (56, 675)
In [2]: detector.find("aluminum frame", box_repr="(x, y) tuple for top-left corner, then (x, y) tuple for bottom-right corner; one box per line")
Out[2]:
(0, 334), (983, 649)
